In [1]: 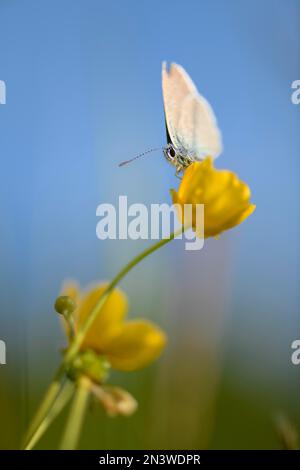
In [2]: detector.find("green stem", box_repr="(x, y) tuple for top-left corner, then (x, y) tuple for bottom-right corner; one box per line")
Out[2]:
(59, 377), (90, 450)
(25, 380), (74, 450)
(22, 227), (183, 450)
(22, 364), (65, 449)
(64, 227), (183, 366)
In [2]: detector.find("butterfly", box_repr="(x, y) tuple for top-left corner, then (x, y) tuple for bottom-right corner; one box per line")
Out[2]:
(162, 62), (222, 175)
(119, 62), (222, 175)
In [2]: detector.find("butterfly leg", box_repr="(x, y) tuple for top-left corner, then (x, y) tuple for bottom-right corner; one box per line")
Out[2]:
(175, 166), (183, 180)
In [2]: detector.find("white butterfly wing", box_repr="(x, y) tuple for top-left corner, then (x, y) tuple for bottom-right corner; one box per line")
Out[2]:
(162, 62), (222, 159)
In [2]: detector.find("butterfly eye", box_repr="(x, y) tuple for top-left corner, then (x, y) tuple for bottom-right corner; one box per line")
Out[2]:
(168, 146), (176, 160)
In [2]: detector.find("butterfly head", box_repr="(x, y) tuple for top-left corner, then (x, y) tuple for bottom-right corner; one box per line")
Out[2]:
(163, 143), (194, 172)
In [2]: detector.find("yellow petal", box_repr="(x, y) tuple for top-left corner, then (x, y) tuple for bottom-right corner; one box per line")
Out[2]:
(104, 320), (167, 371)
(62, 280), (81, 303)
(76, 284), (128, 353)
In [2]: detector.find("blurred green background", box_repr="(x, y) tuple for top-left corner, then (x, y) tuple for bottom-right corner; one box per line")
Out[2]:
(0, 0), (299, 449)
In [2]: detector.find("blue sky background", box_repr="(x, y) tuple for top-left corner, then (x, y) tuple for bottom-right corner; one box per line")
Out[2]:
(0, 0), (299, 438)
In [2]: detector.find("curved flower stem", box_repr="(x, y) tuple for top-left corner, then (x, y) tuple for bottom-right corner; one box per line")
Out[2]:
(64, 226), (184, 366)
(59, 377), (91, 450)
(24, 379), (74, 450)
(22, 226), (183, 450)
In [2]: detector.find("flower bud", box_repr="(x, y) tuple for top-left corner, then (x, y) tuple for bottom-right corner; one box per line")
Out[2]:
(54, 295), (76, 316)
(91, 385), (138, 417)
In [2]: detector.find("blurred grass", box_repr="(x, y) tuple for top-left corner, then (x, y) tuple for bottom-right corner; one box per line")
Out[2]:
(2, 354), (299, 449)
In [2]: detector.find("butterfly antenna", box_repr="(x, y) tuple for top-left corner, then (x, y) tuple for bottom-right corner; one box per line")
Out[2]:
(118, 147), (163, 167)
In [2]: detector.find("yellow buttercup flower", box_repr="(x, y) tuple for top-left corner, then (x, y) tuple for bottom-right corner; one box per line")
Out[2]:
(62, 282), (166, 372)
(171, 158), (256, 238)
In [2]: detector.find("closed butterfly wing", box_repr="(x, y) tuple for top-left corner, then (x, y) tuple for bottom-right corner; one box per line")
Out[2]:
(162, 62), (222, 160)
